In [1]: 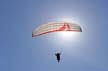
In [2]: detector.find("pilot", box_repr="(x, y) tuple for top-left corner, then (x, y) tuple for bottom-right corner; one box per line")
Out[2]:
(55, 52), (61, 62)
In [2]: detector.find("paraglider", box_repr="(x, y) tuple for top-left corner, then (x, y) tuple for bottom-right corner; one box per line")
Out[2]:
(32, 22), (82, 37)
(32, 22), (82, 62)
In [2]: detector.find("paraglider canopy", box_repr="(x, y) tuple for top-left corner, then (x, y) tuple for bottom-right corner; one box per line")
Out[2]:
(32, 22), (82, 37)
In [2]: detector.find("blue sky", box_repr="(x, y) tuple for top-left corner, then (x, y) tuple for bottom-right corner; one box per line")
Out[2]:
(0, 0), (108, 71)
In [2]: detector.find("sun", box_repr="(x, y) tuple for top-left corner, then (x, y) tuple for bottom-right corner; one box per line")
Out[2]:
(49, 18), (81, 47)
(57, 31), (79, 41)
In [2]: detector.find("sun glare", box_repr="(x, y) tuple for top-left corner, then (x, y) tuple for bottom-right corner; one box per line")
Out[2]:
(58, 31), (79, 41)
(57, 18), (79, 24)
(55, 18), (81, 42)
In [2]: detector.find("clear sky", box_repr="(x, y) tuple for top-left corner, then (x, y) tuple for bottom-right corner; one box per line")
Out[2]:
(0, 0), (108, 71)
